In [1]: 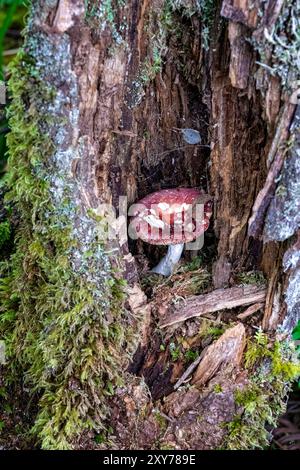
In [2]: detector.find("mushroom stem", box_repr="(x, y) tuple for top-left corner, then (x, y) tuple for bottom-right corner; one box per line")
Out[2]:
(151, 243), (184, 276)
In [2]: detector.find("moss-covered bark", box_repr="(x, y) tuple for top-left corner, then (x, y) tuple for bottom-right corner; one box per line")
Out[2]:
(1, 1), (141, 449)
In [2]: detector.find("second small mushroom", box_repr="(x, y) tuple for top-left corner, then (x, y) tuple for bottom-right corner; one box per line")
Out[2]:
(130, 188), (212, 276)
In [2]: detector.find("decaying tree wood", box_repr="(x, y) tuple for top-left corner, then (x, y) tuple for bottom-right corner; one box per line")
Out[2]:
(169, 323), (246, 390)
(248, 101), (297, 239)
(160, 285), (267, 328)
(221, 0), (259, 28)
(210, 0), (298, 295)
(237, 302), (264, 320)
(3, 0), (300, 451)
(109, 0), (299, 451)
(192, 323), (246, 387)
(280, 229), (300, 334)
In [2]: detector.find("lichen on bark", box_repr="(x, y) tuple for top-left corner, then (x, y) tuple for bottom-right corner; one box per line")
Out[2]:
(264, 109), (300, 243)
(263, 97), (300, 336)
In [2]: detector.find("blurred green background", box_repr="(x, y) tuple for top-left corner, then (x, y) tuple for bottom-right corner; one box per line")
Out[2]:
(0, 0), (27, 179)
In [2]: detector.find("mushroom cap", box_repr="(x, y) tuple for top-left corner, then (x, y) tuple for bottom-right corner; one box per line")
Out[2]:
(131, 187), (212, 245)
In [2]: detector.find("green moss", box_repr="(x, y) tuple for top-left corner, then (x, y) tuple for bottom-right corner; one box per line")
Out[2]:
(271, 341), (300, 381)
(184, 349), (199, 363)
(169, 342), (181, 362)
(236, 271), (266, 286)
(160, 444), (175, 450)
(244, 329), (269, 369)
(84, 0), (126, 44)
(225, 382), (279, 450)
(169, 0), (216, 50)
(206, 326), (225, 339)
(0, 43), (140, 449)
(182, 256), (204, 272)
(213, 384), (223, 394)
(140, 46), (163, 85)
(0, 220), (10, 249)
(154, 411), (167, 431)
(235, 384), (267, 413)
(223, 330), (300, 450)
(198, 319), (225, 341)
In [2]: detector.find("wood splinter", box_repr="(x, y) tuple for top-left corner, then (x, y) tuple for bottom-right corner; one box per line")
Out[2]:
(192, 323), (246, 387)
(237, 302), (264, 320)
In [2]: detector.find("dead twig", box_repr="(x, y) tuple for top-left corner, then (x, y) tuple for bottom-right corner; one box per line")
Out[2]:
(173, 347), (208, 390)
(237, 302), (264, 319)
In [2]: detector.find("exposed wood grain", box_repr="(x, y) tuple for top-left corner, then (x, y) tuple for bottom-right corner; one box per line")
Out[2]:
(53, 0), (84, 33)
(228, 21), (252, 89)
(253, 0), (285, 42)
(192, 323), (246, 387)
(266, 76), (282, 126)
(210, 13), (266, 282)
(160, 285), (267, 328)
(221, 0), (259, 28)
(212, 255), (232, 289)
(248, 102), (296, 238)
(237, 302), (264, 319)
(262, 260), (281, 330)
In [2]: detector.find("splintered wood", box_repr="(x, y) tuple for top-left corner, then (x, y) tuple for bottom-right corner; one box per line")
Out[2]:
(192, 323), (246, 387)
(237, 302), (264, 319)
(221, 0), (259, 28)
(248, 101), (296, 238)
(160, 285), (266, 328)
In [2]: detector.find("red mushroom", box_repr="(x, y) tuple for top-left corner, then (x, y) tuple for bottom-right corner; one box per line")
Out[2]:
(130, 188), (212, 276)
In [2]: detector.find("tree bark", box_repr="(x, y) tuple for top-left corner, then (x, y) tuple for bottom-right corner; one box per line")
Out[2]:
(1, 0), (300, 450)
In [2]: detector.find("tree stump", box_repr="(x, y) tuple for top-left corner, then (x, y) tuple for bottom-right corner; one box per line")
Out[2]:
(1, 0), (299, 450)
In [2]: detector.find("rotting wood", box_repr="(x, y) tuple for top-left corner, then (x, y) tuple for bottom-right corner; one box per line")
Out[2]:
(237, 302), (264, 319)
(266, 100), (298, 169)
(111, 129), (138, 137)
(173, 347), (208, 390)
(266, 76), (281, 126)
(253, 0), (285, 41)
(3, 0), (299, 452)
(281, 231), (300, 334)
(262, 263), (281, 331)
(264, 287), (282, 331)
(248, 101), (296, 238)
(210, 7), (266, 283)
(160, 285), (267, 328)
(221, 0), (259, 28)
(126, 284), (148, 312)
(192, 323), (246, 387)
(228, 21), (252, 89)
(212, 255), (232, 289)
